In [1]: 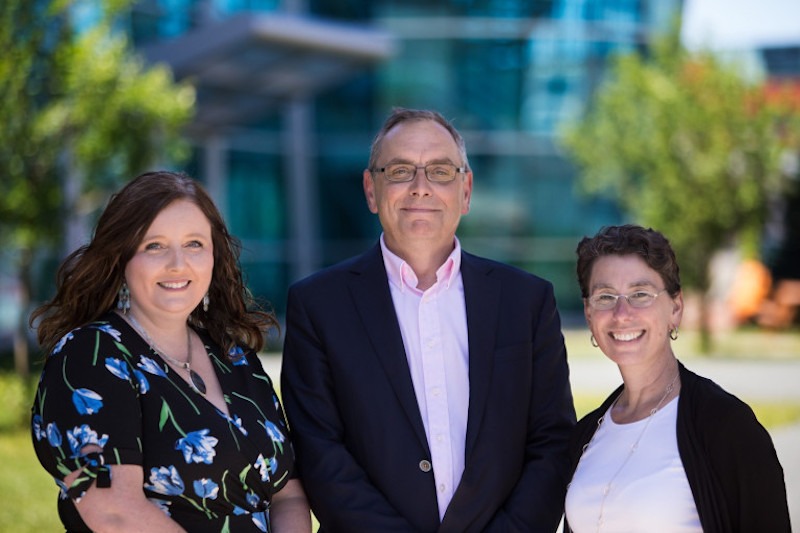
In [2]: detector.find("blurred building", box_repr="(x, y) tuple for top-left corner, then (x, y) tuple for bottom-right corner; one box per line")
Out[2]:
(122, 0), (687, 320)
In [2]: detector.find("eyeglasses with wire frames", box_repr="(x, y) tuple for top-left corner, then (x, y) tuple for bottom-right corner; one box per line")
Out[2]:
(371, 163), (466, 183)
(586, 289), (668, 311)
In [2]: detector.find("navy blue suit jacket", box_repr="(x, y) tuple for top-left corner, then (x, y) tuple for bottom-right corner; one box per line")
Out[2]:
(281, 244), (576, 532)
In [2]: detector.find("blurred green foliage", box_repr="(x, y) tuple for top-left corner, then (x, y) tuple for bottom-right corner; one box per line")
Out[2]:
(0, 0), (194, 375)
(560, 25), (800, 350)
(0, 0), (194, 252)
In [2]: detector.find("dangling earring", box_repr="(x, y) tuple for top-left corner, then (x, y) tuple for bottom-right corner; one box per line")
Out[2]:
(669, 326), (679, 341)
(202, 293), (209, 312)
(590, 334), (599, 348)
(117, 282), (131, 314)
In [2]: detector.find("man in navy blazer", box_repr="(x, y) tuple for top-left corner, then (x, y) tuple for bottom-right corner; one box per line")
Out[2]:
(281, 108), (576, 532)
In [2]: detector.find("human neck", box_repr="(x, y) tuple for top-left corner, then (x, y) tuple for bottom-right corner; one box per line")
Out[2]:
(614, 358), (680, 423)
(122, 309), (190, 351)
(384, 237), (454, 291)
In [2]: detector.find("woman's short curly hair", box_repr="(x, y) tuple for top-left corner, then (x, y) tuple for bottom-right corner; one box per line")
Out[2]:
(575, 224), (681, 299)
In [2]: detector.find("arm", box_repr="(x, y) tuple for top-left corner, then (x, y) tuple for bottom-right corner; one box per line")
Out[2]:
(710, 401), (791, 530)
(281, 285), (421, 532)
(270, 479), (312, 533)
(484, 282), (576, 532)
(71, 464), (185, 532)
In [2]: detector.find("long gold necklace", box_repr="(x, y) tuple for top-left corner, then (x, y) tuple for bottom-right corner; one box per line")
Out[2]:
(126, 313), (207, 395)
(584, 371), (679, 532)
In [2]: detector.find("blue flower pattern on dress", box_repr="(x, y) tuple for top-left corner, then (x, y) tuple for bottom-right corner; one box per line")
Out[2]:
(252, 510), (268, 532)
(31, 314), (294, 532)
(53, 332), (74, 354)
(32, 414), (45, 441)
(133, 369), (150, 393)
(138, 355), (168, 378)
(46, 423), (62, 447)
(105, 357), (130, 380)
(176, 429), (218, 464)
(230, 346), (248, 366)
(193, 478), (220, 499)
(67, 424), (109, 457)
(145, 465), (186, 496)
(72, 388), (104, 415)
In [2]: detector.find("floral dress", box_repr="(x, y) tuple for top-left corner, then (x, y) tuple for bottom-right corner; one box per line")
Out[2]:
(31, 312), (294, 532)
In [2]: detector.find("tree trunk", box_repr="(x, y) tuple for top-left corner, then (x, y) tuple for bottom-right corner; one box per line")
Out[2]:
(694, 258), (714, 355)
(13, 247), (32, 378)
(696, 290), (713, 354)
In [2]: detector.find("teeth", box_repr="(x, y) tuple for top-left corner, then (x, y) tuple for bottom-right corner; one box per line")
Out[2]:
(160, 281), (189, 289)
(612, 331), (643, 342)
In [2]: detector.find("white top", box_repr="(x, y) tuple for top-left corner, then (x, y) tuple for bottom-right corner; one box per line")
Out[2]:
(380, 235), (469, 521)
(565, 396), (702, 532)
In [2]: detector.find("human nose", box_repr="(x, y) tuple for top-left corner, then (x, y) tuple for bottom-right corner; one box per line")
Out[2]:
(409, 167), (433, 195)
(166, 247), (186, 269)
(611, 295), (633, 315)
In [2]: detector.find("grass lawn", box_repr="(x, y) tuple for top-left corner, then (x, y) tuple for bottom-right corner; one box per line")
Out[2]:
(0, 429), (61, 530)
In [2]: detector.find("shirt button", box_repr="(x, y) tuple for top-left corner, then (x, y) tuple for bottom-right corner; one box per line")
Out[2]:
(438, 484), (446, 493)
(419, 460), (432, 472)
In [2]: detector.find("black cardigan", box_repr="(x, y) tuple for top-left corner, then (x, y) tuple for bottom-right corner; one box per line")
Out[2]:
(565, 362), (791, 532)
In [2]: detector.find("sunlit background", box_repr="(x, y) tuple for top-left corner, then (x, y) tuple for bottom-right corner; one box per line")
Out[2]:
(2, 0), (799, 346)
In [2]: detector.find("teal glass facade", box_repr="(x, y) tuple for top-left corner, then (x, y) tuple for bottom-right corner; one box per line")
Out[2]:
(128, 0), (683, 318)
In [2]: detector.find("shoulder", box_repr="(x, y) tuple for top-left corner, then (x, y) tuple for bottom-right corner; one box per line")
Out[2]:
(49, 314), (128, 357)
(679, 365), (755, 419)
(461, 251), (555, 292)
(678, 364), (767, 444)
(289, 245), (382, 292)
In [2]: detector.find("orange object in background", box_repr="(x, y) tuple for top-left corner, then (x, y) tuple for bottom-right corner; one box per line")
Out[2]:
(729, 259), (772, 323)
(758, 279), (800, 329)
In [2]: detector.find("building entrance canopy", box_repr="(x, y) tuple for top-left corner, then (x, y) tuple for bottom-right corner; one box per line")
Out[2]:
(141, 12), (395, 133)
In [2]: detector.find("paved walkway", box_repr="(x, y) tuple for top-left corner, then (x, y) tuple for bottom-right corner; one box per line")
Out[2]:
(262, 354), (800, 527)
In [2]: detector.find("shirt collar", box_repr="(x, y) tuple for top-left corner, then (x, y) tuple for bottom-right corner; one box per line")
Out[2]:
(380, 234), (462, 293)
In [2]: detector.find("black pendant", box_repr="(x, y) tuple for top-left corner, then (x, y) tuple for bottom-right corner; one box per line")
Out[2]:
(189, 369), (207, 394)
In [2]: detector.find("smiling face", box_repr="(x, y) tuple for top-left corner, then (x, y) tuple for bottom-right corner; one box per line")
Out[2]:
(124, 199), (214, 327)
(584, 254), (683, 369)
(363, 119), (472, 259)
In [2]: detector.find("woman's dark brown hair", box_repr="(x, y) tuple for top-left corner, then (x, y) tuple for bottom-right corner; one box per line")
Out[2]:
(30, 170), (277, 355)
(575, 224), (682, 299)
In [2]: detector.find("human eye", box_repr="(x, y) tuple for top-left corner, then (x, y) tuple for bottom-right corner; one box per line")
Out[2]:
(186, 240), (204, 248)
(387, 165), (412, 179)
(143, 242), (164, 252)
(429, 165), (455, 181)
(591, 294), (617, 308)
(628, 291), (654, 304)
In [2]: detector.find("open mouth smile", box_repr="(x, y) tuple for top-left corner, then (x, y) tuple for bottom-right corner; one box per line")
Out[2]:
(611, 330), (644, 342)
(159, 281), (190, 289)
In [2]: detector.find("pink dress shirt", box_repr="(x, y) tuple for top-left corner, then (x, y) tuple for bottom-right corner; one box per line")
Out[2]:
(380, 235), (470, 521)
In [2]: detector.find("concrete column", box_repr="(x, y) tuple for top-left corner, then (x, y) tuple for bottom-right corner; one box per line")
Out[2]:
(203, 135), (228, 220)
(284, 99), (319, 282)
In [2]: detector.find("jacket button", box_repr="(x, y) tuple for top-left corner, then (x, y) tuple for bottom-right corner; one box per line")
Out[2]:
(419, 460), (432, 472)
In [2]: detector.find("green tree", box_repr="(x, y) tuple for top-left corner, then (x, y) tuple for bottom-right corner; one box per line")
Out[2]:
(560, 28), (800, 352)
(0, 0), (194, 376)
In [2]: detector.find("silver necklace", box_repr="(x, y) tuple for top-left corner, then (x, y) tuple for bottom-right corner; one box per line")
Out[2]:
(583, 370), (679, 532)
(125, 313), (207, 395)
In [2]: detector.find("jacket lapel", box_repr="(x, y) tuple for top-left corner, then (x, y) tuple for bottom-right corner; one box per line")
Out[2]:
(348, 245), (430, 451)
(461, 253), (501, 456)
